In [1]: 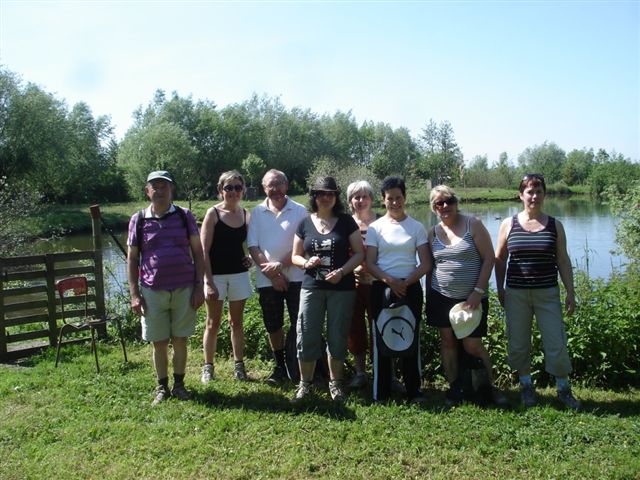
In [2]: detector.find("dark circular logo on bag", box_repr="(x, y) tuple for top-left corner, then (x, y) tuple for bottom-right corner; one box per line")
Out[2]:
(376, 304), (417, 357)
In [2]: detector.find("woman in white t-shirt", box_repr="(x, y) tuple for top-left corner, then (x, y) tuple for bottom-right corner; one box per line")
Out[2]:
(366, 176), (432, 403)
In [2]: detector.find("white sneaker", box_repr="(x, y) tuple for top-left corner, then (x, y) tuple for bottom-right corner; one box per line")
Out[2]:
(329, 380), (347, 403)
(201, 364), (214, 384)
(291, 381), (313, 404)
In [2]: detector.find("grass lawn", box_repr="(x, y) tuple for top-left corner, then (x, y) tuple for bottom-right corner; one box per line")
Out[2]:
(1, 343), (638, 479)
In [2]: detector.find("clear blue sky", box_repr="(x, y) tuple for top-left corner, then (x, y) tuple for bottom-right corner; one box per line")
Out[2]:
(1, 0), (638, 163)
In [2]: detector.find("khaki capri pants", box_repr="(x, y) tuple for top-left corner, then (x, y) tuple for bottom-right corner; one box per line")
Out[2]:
(504, 285), (572, 378)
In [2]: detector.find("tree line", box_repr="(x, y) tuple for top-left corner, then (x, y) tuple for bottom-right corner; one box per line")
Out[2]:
(1, 66), (638, 206)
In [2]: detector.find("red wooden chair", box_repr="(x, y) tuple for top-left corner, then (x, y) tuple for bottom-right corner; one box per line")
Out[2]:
(55, 276), (127, 373)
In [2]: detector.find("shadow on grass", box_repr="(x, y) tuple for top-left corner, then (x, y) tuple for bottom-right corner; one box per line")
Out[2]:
(531, 391), (640, 418)
(191, 388), (358, 420)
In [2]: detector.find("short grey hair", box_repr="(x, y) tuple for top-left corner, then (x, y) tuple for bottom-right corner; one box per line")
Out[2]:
(346, 180), (374, 208)
(262, 169), (288, 185)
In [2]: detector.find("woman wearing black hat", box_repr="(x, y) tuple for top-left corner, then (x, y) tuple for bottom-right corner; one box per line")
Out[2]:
(291, 176), (364, 403)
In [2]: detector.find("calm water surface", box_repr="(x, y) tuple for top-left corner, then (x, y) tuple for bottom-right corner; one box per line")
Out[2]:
(31, 197), (627, 288)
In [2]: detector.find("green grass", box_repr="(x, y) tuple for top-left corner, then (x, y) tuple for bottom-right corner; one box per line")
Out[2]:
(1, 343), (638, 479)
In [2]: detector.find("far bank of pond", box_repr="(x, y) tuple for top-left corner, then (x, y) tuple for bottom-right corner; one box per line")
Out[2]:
(28, 196), (627, 285)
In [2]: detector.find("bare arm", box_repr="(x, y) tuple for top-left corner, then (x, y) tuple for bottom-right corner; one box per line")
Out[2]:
(189, 232), (206, 309)
(406, 243), (432, 287)
(324, 229), (365, 285)
(127, 245), (145, 316)
(249, 245), (289, 292)
(494, 218), (511, 307)
(466, 217), (495, 309)
(291, 233), (310, 269)
(555, 219), (575, 315)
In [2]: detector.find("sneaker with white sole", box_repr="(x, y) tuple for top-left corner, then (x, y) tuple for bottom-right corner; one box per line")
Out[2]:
(557, 388), (581, 411)
(234, 361), (249, 381)
(329, 380), (347, 403)
(520, 384), (537, 408)
(201, 364), (214, 384)
(151, 384), (171, 406)
(291, 381), (313, 404)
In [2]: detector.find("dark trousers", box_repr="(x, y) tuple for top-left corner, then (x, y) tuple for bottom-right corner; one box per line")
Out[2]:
(371, 281), (423, 401)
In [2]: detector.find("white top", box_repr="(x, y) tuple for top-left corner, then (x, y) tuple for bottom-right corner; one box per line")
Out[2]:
(247, 197), (308, 288)
(366, 215), (428, 279)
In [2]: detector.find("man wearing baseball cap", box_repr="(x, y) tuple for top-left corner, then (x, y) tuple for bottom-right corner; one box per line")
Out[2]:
(127, 170), (205, 406)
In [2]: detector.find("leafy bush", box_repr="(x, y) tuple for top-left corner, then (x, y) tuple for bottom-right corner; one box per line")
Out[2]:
(108, 261), (639, 388)
(567, 270), (639, 387)
(420, 269), (640, 388)
(191, 293), (272, 361)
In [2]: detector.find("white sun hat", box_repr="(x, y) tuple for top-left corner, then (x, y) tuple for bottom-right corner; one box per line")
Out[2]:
(449, 302), (482, 339)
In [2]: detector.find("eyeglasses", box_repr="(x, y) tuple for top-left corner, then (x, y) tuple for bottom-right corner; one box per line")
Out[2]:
(223, 184), (244, 192)
(263, 180), (285, 190)
(434, 197), (457, 208)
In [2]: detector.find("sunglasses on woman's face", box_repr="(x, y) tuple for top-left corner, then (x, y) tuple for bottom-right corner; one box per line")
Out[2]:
(223, 184), (244, 192)
(434, 197), (457, 208)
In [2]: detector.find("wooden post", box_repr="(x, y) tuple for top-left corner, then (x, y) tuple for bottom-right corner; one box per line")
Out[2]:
(90, 205), (107, 331)
(0, 257), (7, 360)
(45, 254), (58, 346)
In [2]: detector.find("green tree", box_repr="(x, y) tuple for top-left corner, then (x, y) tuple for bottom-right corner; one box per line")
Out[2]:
(589, 153), (640, 196)
(414, 119), (463, 185)
(241, 153), (266, 187)
(562, 148), (594, 185)
(492, 152), (516, 188)
(606, 180), (640, 269)
(517, 141), (566, 184)
(0, 176), (42, 256)
(464, 155), (490, 187)
(118, 121), (199, 201)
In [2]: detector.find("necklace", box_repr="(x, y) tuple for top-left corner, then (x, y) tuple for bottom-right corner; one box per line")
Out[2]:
(316, 214), (333, 234)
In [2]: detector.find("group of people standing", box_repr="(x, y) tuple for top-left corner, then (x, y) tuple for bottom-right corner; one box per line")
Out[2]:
(128, 168), (580, 411)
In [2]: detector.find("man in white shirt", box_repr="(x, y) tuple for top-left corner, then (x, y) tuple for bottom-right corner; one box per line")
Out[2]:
(248, 169), (308, 384)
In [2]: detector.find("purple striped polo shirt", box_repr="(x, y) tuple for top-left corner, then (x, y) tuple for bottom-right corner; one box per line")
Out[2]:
(127, 205), (199, 291)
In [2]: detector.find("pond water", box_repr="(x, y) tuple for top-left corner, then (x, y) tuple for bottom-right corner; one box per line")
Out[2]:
(29, 197), (627, 290)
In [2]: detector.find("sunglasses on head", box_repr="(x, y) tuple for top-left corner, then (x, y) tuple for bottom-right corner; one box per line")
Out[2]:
(434, 196), (457, 207)
(522, 173), (545, 182)
(223, 184), (244, 192)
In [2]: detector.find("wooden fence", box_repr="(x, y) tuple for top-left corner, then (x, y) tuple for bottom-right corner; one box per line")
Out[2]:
(0, 207), (107, 361)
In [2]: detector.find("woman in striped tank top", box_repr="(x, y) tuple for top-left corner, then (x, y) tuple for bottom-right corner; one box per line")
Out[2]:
(426, 185), (506, 407)
(495, 174), (580, 411)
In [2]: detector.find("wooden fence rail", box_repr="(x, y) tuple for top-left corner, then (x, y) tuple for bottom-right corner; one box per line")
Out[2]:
(0, 207), (107, 361)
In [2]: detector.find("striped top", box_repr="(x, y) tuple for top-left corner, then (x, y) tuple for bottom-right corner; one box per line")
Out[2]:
(431, 218), (483, 300)
(506, 215), (558, 289)
(127, 206), (199, 291)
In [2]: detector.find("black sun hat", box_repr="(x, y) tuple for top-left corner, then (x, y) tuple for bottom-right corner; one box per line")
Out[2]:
(310, 176), (339, 193)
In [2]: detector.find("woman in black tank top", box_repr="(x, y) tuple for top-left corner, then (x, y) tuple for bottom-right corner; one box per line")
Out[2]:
(200, 170), (253, 383)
